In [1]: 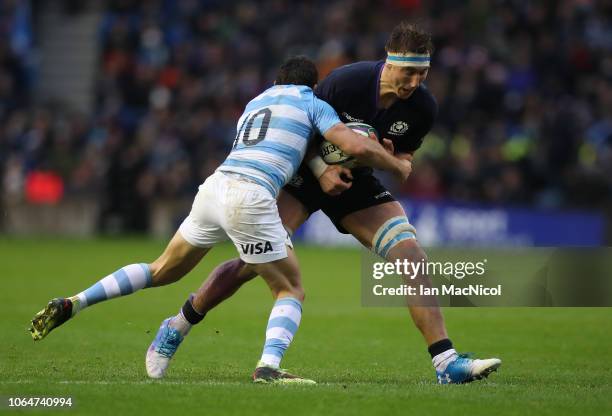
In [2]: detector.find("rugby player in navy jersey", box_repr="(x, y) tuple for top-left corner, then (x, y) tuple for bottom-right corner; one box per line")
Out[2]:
(158, 22), (502, 384)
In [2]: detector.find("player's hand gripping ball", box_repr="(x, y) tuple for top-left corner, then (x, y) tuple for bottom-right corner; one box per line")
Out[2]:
(320, 122), (379, 169)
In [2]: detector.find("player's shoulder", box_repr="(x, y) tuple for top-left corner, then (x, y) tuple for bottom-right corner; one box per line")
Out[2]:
(331, 60), (382, 75)
(267, 85), (334, 121)
(316, 61), (382, 105)
(324, 61), (382, 85)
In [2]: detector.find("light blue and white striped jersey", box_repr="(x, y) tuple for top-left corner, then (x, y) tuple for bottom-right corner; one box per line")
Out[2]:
(217, 85), (341, 197)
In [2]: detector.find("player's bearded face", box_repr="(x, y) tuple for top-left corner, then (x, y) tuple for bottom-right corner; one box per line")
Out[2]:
(391, 66), (429, 98)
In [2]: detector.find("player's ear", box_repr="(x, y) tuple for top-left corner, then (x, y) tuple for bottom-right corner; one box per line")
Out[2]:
(313, 83), (318, 90)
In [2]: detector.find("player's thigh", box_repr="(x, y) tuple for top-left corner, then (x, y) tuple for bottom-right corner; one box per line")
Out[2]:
(318, 172), (395, 234)
(151, 231), (210, 284)
(224, 183), (292, 266)
(251, 248), (303, 298)
(340, 201), (407, 248)
(178, 172), (230, 250)
(151, 173), (228, 283)
(223, 185), (304, 298)
(231, 190), (307, 284)
(340, 201), (418, 256)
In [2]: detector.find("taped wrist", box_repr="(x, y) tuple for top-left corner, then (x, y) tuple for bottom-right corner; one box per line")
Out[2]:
(308, 155), (329, 179)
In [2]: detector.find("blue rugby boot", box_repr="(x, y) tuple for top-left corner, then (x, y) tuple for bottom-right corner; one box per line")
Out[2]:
(436, 353), (501, 384)
(146, 318), (184, 379)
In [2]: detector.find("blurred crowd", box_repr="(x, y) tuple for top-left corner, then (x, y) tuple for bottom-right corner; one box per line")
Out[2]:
(1, 0), (611, 231)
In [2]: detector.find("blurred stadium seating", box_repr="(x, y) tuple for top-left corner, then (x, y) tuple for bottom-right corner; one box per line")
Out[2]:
(0, 0), (610, 242)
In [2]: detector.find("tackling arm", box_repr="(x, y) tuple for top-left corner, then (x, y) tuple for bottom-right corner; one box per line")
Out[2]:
(323, 123), (412, 182)
(304, 145), (353, 196)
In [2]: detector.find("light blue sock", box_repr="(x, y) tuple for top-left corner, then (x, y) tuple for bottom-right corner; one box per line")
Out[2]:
(70, 263), (152, 314)
(259, 297), (302, 368)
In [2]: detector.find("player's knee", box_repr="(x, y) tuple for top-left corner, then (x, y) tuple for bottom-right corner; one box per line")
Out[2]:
(276, 284), (305, 302)
(148, 260), (167, 286)
(393, 238), (428, 264)
(149, 255), (181, 286)
(268, 271), (304, 301)
(292, 285), (306, 302)
(235, 259), (258, 282)
(148, 261), (162, 286)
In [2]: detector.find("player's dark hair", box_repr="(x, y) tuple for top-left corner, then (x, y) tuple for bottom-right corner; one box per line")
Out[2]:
(275, 56), (318, 88)
(385, 22), (434, 55)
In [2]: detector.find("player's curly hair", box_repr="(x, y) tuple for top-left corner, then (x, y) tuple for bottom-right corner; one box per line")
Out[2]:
(275, 56), (318, 88)
(385, 22), (434, 55)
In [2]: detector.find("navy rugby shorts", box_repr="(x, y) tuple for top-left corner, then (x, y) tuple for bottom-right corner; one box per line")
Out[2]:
(283, 164), (396, 234)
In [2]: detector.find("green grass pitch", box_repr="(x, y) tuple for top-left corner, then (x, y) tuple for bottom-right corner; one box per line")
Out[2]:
(1, 238), (611, 415)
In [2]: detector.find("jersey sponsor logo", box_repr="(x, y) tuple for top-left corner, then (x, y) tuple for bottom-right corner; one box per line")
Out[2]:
(341, 112), (364, 122)
(374, 191), (392, 199)
(240, 241), (273, 255)
(388, 121), (409, 135)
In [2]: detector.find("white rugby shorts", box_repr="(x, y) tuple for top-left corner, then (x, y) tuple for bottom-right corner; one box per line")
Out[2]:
(179, 171), (292, 263)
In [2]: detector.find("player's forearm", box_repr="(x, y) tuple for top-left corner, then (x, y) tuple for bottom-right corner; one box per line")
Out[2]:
(322, 123), (408, 178)
(352, 140), (405, 176)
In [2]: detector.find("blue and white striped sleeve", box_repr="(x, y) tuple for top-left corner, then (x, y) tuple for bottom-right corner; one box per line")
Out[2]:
(310, 96), (341, 135)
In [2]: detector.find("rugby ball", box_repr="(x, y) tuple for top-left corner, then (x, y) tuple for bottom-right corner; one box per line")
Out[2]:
(319, 122), (379, 168)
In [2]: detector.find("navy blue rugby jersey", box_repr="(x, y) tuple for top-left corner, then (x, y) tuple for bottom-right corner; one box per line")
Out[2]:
(315, 61), (438, 154)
